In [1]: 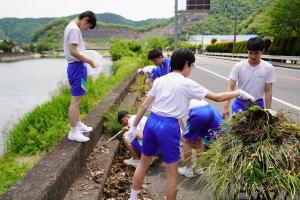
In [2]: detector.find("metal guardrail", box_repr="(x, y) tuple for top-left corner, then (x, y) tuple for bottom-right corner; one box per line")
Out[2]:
(204, 52), (300, 63)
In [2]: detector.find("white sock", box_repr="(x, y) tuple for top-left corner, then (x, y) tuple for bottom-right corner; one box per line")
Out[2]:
(129, 188), (138, 200)
(70, 127), (78, 133)
(76, 121), (81, 128)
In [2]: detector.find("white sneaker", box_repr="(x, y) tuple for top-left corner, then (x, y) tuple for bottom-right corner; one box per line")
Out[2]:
(124, 157), (140, 167)
(178, 166), (195, 178)
(68, 130), (90, 142)
(78, 122), (93, 133)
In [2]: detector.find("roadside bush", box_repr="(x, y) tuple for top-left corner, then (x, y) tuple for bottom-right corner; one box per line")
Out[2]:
(269, 37), (300, 56)
(178, 42), (202, 53)
(292, 37), (300, 56)
(128, 40), (142, 53)
(211, 38), (218, 44)
(109, 38), (140, 61)
(206, 42), (233, 53)
(264, 39), (272, 52)
(146, 36), (168, 50)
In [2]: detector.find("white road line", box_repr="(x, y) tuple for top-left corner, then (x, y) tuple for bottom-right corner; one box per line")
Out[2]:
(195, 65), (300, 111)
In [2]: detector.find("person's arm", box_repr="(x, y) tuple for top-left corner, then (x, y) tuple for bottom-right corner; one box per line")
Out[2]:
(136, 131), (143, 140)
(222, 79), (237, 119)
(206, 89), (255, 103)
(265, 83), (273, 109)
(70, 44), (95, 68)
(132, 96), (154, 127)
(121, 127), (129, 134)
(206, 90), (240, 102)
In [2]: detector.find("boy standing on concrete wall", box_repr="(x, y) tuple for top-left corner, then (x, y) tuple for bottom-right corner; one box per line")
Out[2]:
(63, 11), (97, 142)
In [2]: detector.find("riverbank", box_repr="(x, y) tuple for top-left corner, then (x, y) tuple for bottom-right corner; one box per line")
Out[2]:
(0, 53), (42, 62)
(0, 56), (143, 196)
(0, 51), (66, 62)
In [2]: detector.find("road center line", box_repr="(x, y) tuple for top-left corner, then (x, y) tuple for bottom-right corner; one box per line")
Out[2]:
(195, 65), (300, 111)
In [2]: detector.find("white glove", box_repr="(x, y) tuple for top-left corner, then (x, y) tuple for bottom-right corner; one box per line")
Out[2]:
(265, 109), (277, 117)
(238, 89), (255, 102)
(124, 126), (137, 144)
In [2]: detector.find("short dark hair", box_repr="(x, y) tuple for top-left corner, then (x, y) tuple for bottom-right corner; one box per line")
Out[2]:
(78, 11), (97, 29)
(170, 48), (195, 71)
(117, 111), (129, 124)
(247, 37), (265, 51)
(148, 48), (163, 60)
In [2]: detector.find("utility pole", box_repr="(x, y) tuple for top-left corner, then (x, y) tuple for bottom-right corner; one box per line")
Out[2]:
(233, 0), (238, 52)
(174, 0), (178, 50)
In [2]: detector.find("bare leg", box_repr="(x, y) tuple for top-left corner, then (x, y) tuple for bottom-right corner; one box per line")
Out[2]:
(69, 96), (83, 127)
(165, 161), (179, 200)
(132, 154), (152, 190)
(182, 137), (193, 167)
(194, 137), (204, 159)
(123, 133), (141, 159)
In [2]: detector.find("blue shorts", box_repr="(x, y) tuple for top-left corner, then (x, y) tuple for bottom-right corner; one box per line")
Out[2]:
(232, 98), (264, 114)
(132, 138), (142, 153)
(67, 61), (87, 96)
(183, 105), (222, 142)
(142, 112), (180, 164)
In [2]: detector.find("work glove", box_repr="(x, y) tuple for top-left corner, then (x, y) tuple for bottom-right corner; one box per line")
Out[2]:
(265, 109), (277, 117)
(238, 89), (255, 102)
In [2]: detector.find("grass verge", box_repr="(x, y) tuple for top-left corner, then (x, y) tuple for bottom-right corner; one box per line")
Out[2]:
(0, 56), (142, 196)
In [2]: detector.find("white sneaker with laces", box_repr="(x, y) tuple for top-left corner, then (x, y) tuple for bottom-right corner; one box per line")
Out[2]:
(178, 166), (195, 178)
(78, 122), (93, 133)
(68, 130), (90, 142)
(124, 157), (140, 167)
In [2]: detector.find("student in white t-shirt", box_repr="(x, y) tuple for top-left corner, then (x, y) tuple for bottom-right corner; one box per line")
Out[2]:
(64, 11), (97, 143)
(117, 111), (148, 168)
(223, 37), (276, 118)
(137, 65), (156, 87)
(126, 48), (254, 200)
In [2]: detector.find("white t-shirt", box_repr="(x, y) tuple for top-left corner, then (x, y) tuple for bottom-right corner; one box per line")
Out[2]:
(142, 65), (156, 74)
(189, 99), (209, 110)
(63, 21), (86, 63)
(149, 72), (209, 119)
(229, 59), (276, 100)
(128, 115), (147, 134)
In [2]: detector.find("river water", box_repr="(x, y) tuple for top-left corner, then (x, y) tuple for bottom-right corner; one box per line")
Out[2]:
(0, 57), (112, 156)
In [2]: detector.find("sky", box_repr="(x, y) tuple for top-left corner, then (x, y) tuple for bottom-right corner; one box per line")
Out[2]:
(0, 0), (187, 20)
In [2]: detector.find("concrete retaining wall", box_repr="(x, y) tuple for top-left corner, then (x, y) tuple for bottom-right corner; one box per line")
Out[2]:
(1, 72), (137, 200)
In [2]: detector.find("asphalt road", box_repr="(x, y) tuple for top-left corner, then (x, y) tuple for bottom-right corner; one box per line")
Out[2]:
(144, 55), (300, 200)
(191, 55), (300, 123)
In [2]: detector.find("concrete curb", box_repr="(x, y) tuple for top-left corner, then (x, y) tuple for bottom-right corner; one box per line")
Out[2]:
(1, 72), (137, 200)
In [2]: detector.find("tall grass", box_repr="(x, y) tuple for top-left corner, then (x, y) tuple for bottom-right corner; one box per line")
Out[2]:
(196, 107), (300, 200)
(0, 56), (142, 196)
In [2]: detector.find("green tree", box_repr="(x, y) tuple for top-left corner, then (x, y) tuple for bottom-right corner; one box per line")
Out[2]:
(268, 0), (300, 37)
(0, 39), (15, 52)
